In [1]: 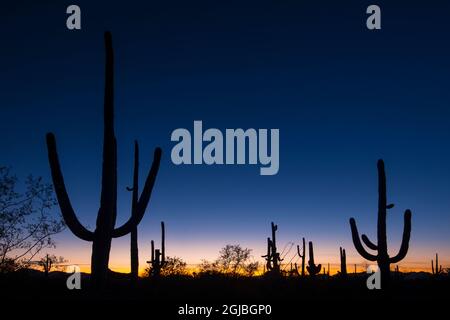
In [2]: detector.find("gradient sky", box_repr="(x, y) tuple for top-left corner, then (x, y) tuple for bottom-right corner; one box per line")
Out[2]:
(1, 1), (450, 273)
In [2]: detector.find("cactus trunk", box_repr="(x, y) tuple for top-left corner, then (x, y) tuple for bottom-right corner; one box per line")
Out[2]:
(340, 247), (347, 276)
(130, 142), (140, 279)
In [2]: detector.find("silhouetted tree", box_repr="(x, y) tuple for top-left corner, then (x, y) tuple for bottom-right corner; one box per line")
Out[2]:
(200, 244), (259, 276)
(0, 167), (65, 272)
(145, 256), (187, 277)
(39, 254), (67, 276)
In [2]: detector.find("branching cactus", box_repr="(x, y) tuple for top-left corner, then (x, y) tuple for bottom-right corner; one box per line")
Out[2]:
(147, 221), (166, 277)
(261, 222), (282, 273)
(46, 32), (162, 287)
(340, 247), (347, 276)
(306, 241), (321, 276)
(349, 159), (412, 288)
(296, 237), (306, 277)
(431, 253), (442, 276)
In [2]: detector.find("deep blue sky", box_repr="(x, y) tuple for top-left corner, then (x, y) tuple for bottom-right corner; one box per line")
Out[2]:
(1, 1), (449, 271)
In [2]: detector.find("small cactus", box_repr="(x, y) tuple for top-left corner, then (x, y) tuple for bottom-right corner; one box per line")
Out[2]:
(296, 237), (306, 277)
(261, 222), (282, 274)
(306, 241), (321, 276)
(431, 253), (443, 276)
(40, 254), (53, 277)
(340, 247), (347, 276)
(147, 221), (166, 277)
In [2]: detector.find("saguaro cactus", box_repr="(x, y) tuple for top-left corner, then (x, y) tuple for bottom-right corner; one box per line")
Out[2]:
(262, 222), (282, 274)
(349, 159), (412, 287)
(147, 221), (166, 277)
(431, 253), (442, 275)
(340, 247), (347, 276)
(46, 32), (162, 287)
(306, 241), (321, 276)
(127, 141), (146, 280)
(296, 237), (306, 277)
(40, 254), (53, 277)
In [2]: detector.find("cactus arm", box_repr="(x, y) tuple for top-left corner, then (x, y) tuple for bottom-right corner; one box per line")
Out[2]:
(46, 133), (94, 241)
(297, 245), (303, 257)
(389, 209), (412, 264)
(112, 147), (162, 238)
(361, 234), (378, 250)
(349, 218), (377, 261)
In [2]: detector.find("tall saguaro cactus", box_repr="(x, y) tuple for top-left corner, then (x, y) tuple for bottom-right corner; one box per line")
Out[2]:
(46, 32), (162, 287)
(147, 221), (166, 277)
(306, 241), (321, 276)
(340, 247), (347, 276)
(349, 159), (412, 287)
(262, 222), (282, 274)
(296, 237), (306, 277)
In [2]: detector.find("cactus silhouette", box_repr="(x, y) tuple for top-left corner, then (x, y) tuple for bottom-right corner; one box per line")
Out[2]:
(46, 32), (162, 287)
(262, 222), (282, 274)
(147, 221), (166, 277)
(126, 141), (150, 280)
(323, 263), (330, 276)
(296, 237), (306, 277)
(431, 253), (442, 275)
(40, 254), (53, 277)
(306, 241), (321, 276)
(339, 247), (347, 276)
(349, 159), (412, 288)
